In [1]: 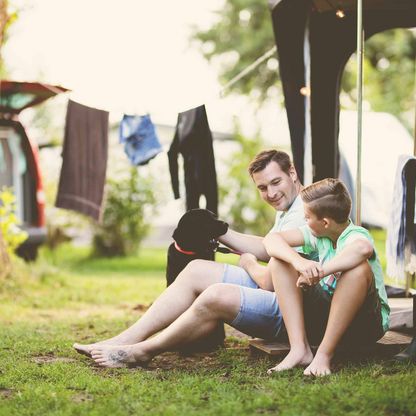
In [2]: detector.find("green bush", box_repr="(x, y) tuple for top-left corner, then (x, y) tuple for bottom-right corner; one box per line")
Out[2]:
(92, 167), (157, 257)
(0, 187), (28, 256)
(219, 129), (276, 236)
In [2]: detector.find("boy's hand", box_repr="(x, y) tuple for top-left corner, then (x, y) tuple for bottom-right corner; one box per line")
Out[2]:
(292, 258), (324, 288)
(296, 273), (320, 288)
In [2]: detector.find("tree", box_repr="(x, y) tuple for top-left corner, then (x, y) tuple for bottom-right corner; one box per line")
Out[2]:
(192, 0), (278, 101)
(192, 0), (416, 127)
(0, 0), (18, 76)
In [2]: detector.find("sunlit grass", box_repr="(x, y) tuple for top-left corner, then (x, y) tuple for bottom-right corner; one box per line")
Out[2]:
(0, 243), (415, 415)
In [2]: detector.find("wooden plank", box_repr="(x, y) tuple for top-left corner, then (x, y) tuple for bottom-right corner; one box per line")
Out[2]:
(377, 330), (412, 345)
(249, 339), (289, 356)
(249, 330), (413, 356)
(388, 298), (413, 330)
(388, 298), (413, 309)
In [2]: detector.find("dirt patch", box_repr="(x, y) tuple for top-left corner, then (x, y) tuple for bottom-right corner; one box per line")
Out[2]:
(149, 351), (219, 371)
(32, 353), (77, 364)
(0, 388), (14, 399)
(71, 392), (94, 403)
(132, 303), (151, 312)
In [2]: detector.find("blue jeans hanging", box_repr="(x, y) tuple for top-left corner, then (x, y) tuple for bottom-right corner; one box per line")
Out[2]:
(119, 114), (163, 166)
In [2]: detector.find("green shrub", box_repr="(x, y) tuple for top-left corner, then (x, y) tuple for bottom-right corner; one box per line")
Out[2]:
(0, 187), (28, 256)
(92, 167), (157, 257)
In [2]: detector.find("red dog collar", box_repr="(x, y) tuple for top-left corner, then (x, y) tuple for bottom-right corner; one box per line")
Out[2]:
(174, 241), (196, 255)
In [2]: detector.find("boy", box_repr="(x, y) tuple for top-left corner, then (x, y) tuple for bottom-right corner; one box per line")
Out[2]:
(264, 178), (389, 376)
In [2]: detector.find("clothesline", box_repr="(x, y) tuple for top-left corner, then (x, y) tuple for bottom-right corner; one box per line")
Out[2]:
(218, 46), (277, 97)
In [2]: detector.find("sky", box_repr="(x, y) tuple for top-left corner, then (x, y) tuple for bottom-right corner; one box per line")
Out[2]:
(3, 0), (293, 143)
(4, 0), (229, 121)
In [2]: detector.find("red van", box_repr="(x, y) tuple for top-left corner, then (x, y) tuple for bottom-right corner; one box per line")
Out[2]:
(0, 80), (68, 260)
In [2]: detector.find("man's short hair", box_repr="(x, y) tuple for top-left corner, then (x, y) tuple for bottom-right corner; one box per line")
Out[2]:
(248, 149), (292, 177)
(301, 178), (351, 224)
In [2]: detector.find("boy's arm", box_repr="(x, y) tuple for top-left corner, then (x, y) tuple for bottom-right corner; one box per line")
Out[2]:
(264, 230), (324, 279)
(296, 237), (374, 288)
(321, 238), (374, 277)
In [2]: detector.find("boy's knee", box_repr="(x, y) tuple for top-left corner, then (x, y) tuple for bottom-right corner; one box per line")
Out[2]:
(268, 257), (286, 271)
(341, 261), (373, 288)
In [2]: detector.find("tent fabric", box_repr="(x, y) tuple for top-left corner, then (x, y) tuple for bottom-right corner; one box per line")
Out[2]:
(269, 0), (416, 183)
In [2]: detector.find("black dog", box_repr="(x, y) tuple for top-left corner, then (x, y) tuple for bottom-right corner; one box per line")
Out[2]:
(166, 208), (229, 352)
(166, 208), (229, 286)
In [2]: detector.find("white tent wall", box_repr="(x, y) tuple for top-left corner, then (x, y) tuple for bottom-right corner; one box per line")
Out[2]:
(338, 111), (413, 228)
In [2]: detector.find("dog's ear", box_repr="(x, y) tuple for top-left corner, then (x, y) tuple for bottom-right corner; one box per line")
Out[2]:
(172, 210), (206, 249)
(211, 219), (229, 238)
(192, 209), (229, 238)
(172, 209), (229, 252)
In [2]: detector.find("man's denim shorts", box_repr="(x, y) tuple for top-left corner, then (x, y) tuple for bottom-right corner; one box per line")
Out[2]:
(222, 264), (283, 340)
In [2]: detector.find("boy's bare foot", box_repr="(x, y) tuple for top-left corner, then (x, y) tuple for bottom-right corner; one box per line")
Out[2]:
(303, 351), (332, 376)
(91, 344), (152, 368)
(267, 346), (313, 374)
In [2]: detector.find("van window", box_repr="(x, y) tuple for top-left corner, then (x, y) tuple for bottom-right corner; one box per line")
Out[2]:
(0, 128), (27, 222)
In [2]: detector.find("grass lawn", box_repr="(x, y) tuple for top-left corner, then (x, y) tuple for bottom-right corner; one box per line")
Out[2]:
(0, 243), (415, 416)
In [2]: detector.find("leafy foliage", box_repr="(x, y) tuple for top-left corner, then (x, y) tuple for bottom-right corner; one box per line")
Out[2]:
(219, 128), (276, 235)
(344, 29), (416, 128)
(0, 187), (28, 256)
(92, 167), (157, 257)
(192, 0), (278, 101)
(0, 0), (19, 77)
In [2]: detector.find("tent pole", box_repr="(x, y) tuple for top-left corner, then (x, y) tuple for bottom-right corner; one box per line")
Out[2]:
(355, 0), (364, 226)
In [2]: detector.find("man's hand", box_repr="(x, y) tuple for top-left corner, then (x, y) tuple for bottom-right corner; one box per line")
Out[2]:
(238, 253), (258, 271)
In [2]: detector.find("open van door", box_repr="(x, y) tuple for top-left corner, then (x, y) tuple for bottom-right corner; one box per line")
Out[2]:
(0, 80), (68, 115)
(0, 80), (68, 260)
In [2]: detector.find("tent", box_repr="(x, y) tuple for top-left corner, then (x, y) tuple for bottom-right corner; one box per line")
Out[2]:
(268, 0), (416, 183)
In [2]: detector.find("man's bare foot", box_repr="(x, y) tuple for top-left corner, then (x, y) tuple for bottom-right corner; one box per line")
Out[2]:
(73, 335), (137, 357)
(73, 340), (118, 358)
(267, 346), (313, 374)
(91, 344), (152, 368)
(303, 351), (332, 376)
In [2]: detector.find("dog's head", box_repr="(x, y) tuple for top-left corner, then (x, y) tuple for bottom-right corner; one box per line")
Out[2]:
(172, 209), (229, 254)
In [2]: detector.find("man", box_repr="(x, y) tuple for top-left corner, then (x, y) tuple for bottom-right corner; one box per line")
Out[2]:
(74, 149), (309, 368)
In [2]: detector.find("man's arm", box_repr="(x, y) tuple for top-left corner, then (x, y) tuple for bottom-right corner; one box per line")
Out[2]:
(219, 229), (269, 262)
(238, 253), (274, 291)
